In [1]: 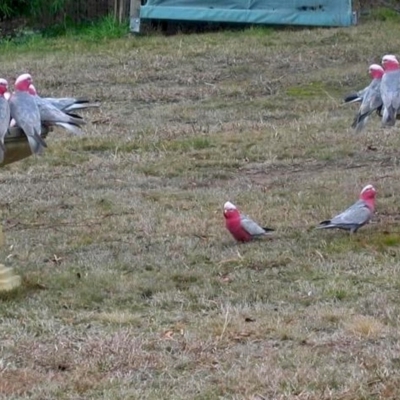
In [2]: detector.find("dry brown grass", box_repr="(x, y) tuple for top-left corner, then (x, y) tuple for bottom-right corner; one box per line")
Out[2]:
(1, 18), (400, 399)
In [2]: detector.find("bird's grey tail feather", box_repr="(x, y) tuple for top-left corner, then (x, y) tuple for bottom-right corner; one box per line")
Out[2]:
(64, 102), (100, 113)
(27, 136), (45, 155)
(64, 112), (87, 125)
(345, 97), (362, 105)
(351, 115), (358, 129)
(343, 93), (360, 104)
(315, 220), (333, 230)
(74, 97), (90, 103)
(0, 139), (5, 163)
(56, 122), (84, 136)
(352, 110), (371, 132)
(355, 116), (369, 133)
(382, 106), (396, 126)
(66, 114), (86, 126)
(355, 120), (367, 133)
(0, 146), (4, 164)
(262, 227), (275, 232)
(34, 131), (48, 148)
(73, 97), (100, 104)
(388, 107), (396, 126)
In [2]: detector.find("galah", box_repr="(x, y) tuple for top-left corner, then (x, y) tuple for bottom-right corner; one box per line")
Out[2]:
(380, 54), (400, 127)
(223, 201), (274, 242)
(316, 185), (376, 234)
(9, 73), (47, 155)
(28, 84), (99, 114)
(0, 78), (10, 163)
(28, 84), (86, 136)
(351, 64), (384, 132)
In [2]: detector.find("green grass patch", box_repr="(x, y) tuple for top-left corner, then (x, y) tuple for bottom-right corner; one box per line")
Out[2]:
(286, 81), (332, 98)
(367, 7), (400, 22)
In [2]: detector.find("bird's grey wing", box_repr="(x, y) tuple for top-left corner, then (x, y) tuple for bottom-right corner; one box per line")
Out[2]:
(344, 86), (367, 104)
(330, 201), (371, 226)
(368, 92), (383, 111)
(0, 98), (10, 136)
(44, 97), (76, 110)
(381, 72), (400, 107)
(9, 94), (46, 153)
(35, 98), (85, 125)
(240, 214), (266, 236)
(9, 94), (40, 132)
(44, 97), (97, 112)
(394, 71), (400, 110)
(357, 86), (368, 99)
(0, 98), (10, 161)
(360, 80), (382, 114)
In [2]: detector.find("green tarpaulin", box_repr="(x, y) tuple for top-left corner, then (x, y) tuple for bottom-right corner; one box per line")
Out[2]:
(139, 0), (354, 27)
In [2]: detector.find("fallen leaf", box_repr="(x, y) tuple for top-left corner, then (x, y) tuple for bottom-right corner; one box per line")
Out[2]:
(162, 330), (174, 339)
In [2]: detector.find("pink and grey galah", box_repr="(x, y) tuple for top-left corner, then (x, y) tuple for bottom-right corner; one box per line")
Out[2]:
(351, 64), (384, 132)
(316, 185), (376, 234)
(9, 73), (47, 155)
(380, 54), (400, 127)
(0, 79), (11, 163)
(223, 201), (274, 242)
(28, 84), (86, 136)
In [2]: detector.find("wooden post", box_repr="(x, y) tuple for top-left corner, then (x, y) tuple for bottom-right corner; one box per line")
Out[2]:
(114, 0), (125, 24)
(130, 0), (141, 33)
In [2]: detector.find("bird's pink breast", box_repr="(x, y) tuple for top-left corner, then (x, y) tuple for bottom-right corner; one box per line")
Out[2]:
(384, 64), (400, 72)
(226, 218), (251, 242)
(364, 199), (375, 212)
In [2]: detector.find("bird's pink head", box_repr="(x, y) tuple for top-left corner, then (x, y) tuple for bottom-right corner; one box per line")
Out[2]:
(381, 54), (399, 71)
(0, 78), (8, 96)
(14, 73), (33, 92)
(359, 184), (376, 202)
(28, 84), (37, 96)
(368, 64), (384, 79)
(223, 201), (239, 219)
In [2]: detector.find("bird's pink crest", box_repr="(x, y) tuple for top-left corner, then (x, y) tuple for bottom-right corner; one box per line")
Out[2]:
(368, 64), (384, 79)
(382, 54), (398, 63)
(224, 201), (237, 211)
(14, 73), (33, 91)
(223, 201), (239, 218)
(381, 55), (399, 71)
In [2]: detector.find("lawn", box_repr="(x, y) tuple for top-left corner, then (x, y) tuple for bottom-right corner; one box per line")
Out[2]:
(1, 15), (400, 399)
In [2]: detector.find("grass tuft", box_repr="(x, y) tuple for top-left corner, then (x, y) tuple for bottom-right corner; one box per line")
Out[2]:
(368, 7), (400, 22)
(345, 315), (386, 338)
